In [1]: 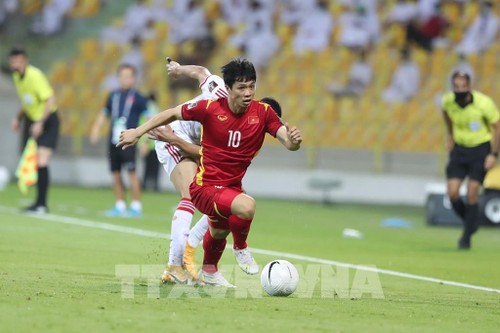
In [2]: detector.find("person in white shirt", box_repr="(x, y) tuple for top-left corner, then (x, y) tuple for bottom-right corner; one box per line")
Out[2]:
(228, 0), (274, 49)
(243, 21), (281, 71)
(31, 0), (76, 35)
(292, 0), (334, 54)
(338, 3), (380, 51)
(382, 47), (420, 103)
(455, 1), (498, 55)
(168, 0), (209, 45)
(384, 0), (419, 27)
(280, 0), (316, 25)
(328, 50), (372, 99)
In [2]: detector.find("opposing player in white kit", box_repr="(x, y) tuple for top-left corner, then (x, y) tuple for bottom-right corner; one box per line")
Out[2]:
(153, 58), (228, 283)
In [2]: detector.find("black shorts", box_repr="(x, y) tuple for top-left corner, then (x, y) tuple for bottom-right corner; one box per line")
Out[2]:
(446, 141), (490, 183)
(109, 143), (137, 172)
(22, 112), (60, 150)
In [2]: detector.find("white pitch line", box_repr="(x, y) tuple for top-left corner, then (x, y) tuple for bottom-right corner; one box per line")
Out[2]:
(1, 205), (499, 294)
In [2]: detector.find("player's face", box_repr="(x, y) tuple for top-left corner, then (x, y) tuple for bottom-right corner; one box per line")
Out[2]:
(118, 67), (136, 89)
(228, 80), (256, 113)
(9, 55), (28, 75)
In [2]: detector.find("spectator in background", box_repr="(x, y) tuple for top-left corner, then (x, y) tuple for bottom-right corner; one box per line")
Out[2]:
(217, 0), (249, 28)
(229, 0), (273, 49)
(101, 0), (154, 45)
(168, 0), (209, 45)
(280, 0), (315, 25)
(292, 0), (334, 55)
(405, 3), (450, 52)
(382, 47), (420, 103)
(455, 1), (498, 56)
(327, 50), (372, 99)
(31, 0), (76, 35)
(416, 0), (441, 23)
(0, 0), (18, 28)
(384, 0), (419, 28)
(241, 21), (280, 72)
(338, 3), (380, 52)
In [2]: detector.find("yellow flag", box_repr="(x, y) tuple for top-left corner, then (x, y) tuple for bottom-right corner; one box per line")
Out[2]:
(15, 138), (38, 195)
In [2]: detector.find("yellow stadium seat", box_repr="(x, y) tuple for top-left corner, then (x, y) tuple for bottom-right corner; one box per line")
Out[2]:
(79, 38), (100, 61)
(21, 0), (42, 15)
(49, 61), (71, 85)
(71, 0), (101, 17)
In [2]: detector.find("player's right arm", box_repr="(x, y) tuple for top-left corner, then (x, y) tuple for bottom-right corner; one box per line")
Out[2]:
(166, 57), (211, 85)
(118, 104), (183, 149)
(442, 109), (454, 151)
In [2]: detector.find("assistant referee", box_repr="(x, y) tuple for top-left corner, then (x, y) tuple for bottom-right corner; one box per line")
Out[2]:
(9, 47), (60, 214)
(442, 71), (500, 250)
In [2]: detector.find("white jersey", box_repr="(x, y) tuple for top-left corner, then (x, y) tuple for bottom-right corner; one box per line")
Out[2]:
(155, 75), (228, 175)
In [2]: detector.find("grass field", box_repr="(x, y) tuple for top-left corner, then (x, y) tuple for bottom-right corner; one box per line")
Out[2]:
(1, 184), (499, 332)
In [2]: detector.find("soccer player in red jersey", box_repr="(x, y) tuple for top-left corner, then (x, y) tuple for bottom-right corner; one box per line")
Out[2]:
(118, 58), (302, 287)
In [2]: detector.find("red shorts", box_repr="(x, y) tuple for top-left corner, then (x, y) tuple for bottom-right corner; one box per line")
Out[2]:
(189, 183), (242, 230)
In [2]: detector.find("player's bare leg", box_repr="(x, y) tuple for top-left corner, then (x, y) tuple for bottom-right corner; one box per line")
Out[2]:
(229, 193), (259, 274)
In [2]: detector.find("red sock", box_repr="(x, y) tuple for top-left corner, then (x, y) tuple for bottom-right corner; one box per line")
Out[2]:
(229, 215), (252, 250)
(202, 231), (227, 274)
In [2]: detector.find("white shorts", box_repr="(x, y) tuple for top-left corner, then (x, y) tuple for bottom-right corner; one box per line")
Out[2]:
(157, 141), (183, 177)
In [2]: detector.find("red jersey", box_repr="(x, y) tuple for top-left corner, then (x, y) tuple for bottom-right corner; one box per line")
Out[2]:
(181, 98), (283, 187)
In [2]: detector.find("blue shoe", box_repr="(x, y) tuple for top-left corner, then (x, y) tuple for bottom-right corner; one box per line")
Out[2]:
(105, 206), (127, 217)
(127, 208), (142, 218)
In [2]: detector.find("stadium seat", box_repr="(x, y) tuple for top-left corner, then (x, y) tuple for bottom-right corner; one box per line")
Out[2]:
(20, 0), (42, 15)
(71, 0), (101, 17)
(79, 38), (100, 62)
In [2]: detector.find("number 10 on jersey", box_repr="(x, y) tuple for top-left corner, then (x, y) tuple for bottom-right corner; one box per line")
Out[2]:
(228, 130), (241, 148)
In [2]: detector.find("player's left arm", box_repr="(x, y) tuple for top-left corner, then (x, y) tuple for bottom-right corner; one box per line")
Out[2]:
(118, 104), (184, 149)
(148, 125), (201, 160)
(276, 123), (302, 151)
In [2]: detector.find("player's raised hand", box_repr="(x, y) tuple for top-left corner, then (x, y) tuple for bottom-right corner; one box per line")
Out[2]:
(166, 57), (180, 79)
(285, 122), (303, 146)
(117, 128), (140, 150)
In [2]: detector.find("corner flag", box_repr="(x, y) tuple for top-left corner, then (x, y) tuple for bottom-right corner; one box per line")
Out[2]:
(15, 138), (38, 194)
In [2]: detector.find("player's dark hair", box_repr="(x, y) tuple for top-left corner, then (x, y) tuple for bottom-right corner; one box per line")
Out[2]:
(451, 71), (471, 84)
(260, 97), (282, 118)
(9, 47), (27, 57)
(117, 63), (137, 75)
(221, 58), (256, 88)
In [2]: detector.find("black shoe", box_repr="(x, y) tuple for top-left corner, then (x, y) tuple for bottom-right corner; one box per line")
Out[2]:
(23, 204), (48, 215)
(458, 237), (470, 250)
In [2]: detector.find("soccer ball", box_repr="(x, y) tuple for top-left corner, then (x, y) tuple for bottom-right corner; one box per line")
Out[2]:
(260, 260), (299, 297)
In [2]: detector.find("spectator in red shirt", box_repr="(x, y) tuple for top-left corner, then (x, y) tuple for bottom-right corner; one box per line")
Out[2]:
(405, 3), (450, 52)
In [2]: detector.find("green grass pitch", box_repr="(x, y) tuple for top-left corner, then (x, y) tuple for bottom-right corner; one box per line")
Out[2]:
(1, 184), (499, 332)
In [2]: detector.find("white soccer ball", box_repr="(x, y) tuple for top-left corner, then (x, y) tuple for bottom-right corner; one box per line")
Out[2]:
(260, 260), (299, 297)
